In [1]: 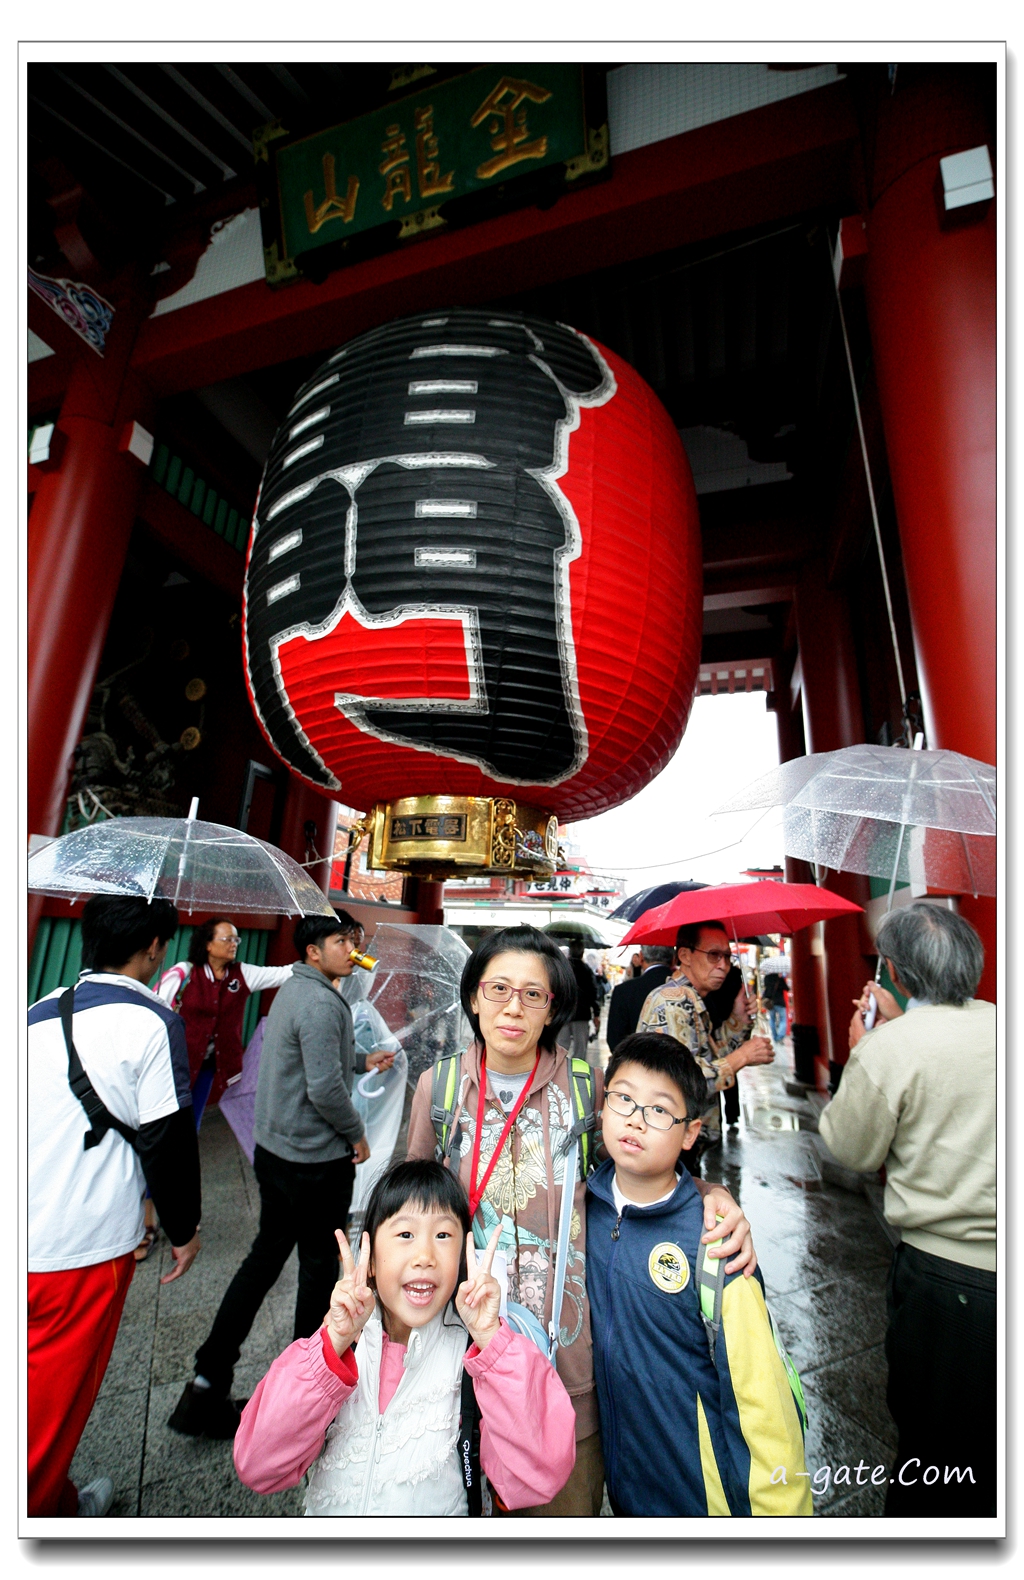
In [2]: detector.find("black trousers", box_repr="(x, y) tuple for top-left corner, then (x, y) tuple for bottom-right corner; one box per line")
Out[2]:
(195, 1145), (356, 1395)
(884, 1242), (996, 1517)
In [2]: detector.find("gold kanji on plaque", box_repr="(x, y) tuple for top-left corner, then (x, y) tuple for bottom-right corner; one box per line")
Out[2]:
(471, 76), (553, 180)
(414, 105), (454, 198)
(380, 123), (412, 210)
(303, 153), (360, 234)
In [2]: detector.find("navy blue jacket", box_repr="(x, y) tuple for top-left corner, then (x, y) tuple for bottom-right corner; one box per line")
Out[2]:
(586, 1158), (811, 1516)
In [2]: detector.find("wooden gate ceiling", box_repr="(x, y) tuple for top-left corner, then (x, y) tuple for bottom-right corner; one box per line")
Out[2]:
(28, 62), (889, 698)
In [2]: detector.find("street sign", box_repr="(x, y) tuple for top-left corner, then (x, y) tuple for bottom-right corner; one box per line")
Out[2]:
(256, 64), (609, 285)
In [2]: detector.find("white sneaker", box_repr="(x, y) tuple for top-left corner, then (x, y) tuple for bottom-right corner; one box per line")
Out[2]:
(77, 1477), (115, 1516)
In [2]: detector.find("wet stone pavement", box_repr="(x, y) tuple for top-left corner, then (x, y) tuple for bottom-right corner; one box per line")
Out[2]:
(70, 1041), (896, 1520)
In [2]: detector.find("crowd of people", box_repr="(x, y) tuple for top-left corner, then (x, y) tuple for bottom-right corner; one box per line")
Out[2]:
(27, 894), (995, 1521)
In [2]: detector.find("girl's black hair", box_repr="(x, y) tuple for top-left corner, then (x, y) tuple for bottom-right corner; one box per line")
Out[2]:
(361, 1160), (472, 1330)
(460, 925), (577, 1051)
(187, 916), (235, 968)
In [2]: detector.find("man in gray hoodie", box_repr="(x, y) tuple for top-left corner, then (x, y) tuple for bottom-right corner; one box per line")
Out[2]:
(169, 911), (370, 1438)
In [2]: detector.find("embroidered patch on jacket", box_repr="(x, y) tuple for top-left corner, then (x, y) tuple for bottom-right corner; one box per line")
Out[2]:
(648, 1242), (690, 1293)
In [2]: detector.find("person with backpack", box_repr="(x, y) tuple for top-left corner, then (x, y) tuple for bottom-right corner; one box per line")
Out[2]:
(233, 1159), (576, 1514)
(405, 925), (758, 1516)
(27, 896), (202, 1517)
(587, 1033), (811, 1516)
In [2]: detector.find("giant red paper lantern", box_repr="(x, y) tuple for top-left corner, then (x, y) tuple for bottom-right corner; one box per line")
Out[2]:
(243, 308), (702, 837)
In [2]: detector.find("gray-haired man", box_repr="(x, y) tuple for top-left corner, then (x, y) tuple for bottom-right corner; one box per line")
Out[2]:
(820, 901), (995, 1517)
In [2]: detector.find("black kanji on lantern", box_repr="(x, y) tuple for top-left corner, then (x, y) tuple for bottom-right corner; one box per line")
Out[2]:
(244, 308), (613, 791)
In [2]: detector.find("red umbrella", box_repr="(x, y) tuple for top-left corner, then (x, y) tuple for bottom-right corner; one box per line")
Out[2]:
(619, 880), (863, 947)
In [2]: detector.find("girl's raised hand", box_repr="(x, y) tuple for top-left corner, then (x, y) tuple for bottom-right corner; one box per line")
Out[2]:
(323, 1228), (374, 1356)
(455, 1222), (502, 1350)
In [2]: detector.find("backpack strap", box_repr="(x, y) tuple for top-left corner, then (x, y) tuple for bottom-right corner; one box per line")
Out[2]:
(58, 986), (141, 1153)
(558, 1056), (597, 1178)
(430, 1051), (464, 1164)
(695, 1218), (726, 1365)
(696, 1221), (809, 1435)
(457, 1346), (483, 1515)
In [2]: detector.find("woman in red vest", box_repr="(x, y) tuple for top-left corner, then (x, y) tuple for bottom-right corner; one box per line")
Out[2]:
(158, 918), (296, 1128)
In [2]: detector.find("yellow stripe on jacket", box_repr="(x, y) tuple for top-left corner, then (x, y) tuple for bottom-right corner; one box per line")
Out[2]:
(720, 1276), (812, 1515)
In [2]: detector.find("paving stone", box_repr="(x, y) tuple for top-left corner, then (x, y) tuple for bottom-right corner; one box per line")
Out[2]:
(69, 1387), (148, 1518)
(768, 1276), (888, 1373)
(802, 1345), (898, 1453)
(801, 1390), (896, 1513)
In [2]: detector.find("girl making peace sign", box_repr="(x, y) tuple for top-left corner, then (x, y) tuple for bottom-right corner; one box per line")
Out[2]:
(233, 1159), (577, 1515)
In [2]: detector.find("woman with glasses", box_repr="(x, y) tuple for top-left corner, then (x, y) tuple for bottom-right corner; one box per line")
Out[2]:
(158, 918), (298, 1131)
(406, 924), (757, 1516)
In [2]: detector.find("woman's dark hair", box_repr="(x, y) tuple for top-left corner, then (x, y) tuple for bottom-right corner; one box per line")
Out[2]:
(605, 1032), (707, 1121)
(460, 925), (577, 1051)
(81, 896), (179, 971)
(362, 1160), (472, 1323)
(187, 916), (235, 967)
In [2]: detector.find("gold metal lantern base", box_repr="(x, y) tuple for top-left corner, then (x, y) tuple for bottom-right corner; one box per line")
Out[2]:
(348, 796), (560, 881)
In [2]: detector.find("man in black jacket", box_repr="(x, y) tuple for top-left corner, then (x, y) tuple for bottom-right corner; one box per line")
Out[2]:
(606, 947), (674, 1052)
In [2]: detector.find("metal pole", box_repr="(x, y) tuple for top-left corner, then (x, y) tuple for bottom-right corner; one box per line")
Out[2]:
(832, 254), (908, 714)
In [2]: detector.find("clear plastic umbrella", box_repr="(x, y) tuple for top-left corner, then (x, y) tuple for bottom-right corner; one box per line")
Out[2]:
(27, 806), (336, 917)
(715, 744), (996, 899)
(365, 923), (472, 1089)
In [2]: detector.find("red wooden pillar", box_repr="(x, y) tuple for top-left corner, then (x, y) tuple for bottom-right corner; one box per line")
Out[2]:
(402, 878), (446, 926)
(28, 356), (154, 840)
(770, 678), (821, 1084)
(263, 778), (340, 968)
(864, 98), (997, 999)
(794, 563), (874, 1088)
(27, 286), (154, 953)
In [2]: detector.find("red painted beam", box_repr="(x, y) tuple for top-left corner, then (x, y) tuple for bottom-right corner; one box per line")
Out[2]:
(135, 479), (245, 601)
(28, 350), (73, 415)
(132, 81), (858, 395)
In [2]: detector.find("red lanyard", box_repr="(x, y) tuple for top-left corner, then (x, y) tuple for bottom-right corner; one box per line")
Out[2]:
(468, 1052), (540, 1219)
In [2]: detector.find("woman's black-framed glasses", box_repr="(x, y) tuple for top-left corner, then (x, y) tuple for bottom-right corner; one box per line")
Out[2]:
(477, 980), (553, 1009)
(604, 1089), (695, 1130)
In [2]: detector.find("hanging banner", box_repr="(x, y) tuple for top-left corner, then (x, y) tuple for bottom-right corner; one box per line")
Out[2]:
(256, 64), (608, 285)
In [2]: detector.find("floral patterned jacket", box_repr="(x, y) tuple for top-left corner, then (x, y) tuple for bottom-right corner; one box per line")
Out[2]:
(637, 973), (750, 1133)
(407, 1040), (603, 1442)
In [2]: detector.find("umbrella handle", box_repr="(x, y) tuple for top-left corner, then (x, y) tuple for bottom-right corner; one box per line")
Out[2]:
(357, 1072), (386, 1099)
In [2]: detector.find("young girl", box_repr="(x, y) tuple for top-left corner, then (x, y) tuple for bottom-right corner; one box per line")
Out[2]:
(233, 1159), (577, 1516)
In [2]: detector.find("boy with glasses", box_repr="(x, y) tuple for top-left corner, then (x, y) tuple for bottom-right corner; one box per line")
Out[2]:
(586, 1033), (811, 1516)
(638, 922), (773, 1170)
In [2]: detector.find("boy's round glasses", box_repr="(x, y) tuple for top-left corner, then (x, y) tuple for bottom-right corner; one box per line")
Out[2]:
(478, 980), (553, 1009)
(604, 1089), (693, 1131)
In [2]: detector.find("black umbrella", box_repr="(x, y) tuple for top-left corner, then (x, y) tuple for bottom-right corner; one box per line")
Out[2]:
(609, 880), (707, 924)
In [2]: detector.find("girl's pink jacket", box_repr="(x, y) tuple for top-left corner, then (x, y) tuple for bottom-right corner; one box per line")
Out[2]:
(234, 1319), (577, 1511)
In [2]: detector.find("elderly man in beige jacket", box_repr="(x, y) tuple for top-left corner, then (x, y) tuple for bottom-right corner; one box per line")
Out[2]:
(819, 901), (995, 1519)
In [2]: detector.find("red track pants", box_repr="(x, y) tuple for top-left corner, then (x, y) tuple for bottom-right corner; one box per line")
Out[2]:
(28, 1253), (134, 1516)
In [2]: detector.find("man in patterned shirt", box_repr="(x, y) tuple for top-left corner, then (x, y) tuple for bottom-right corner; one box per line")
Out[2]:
(638, 921), (774, 1169)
